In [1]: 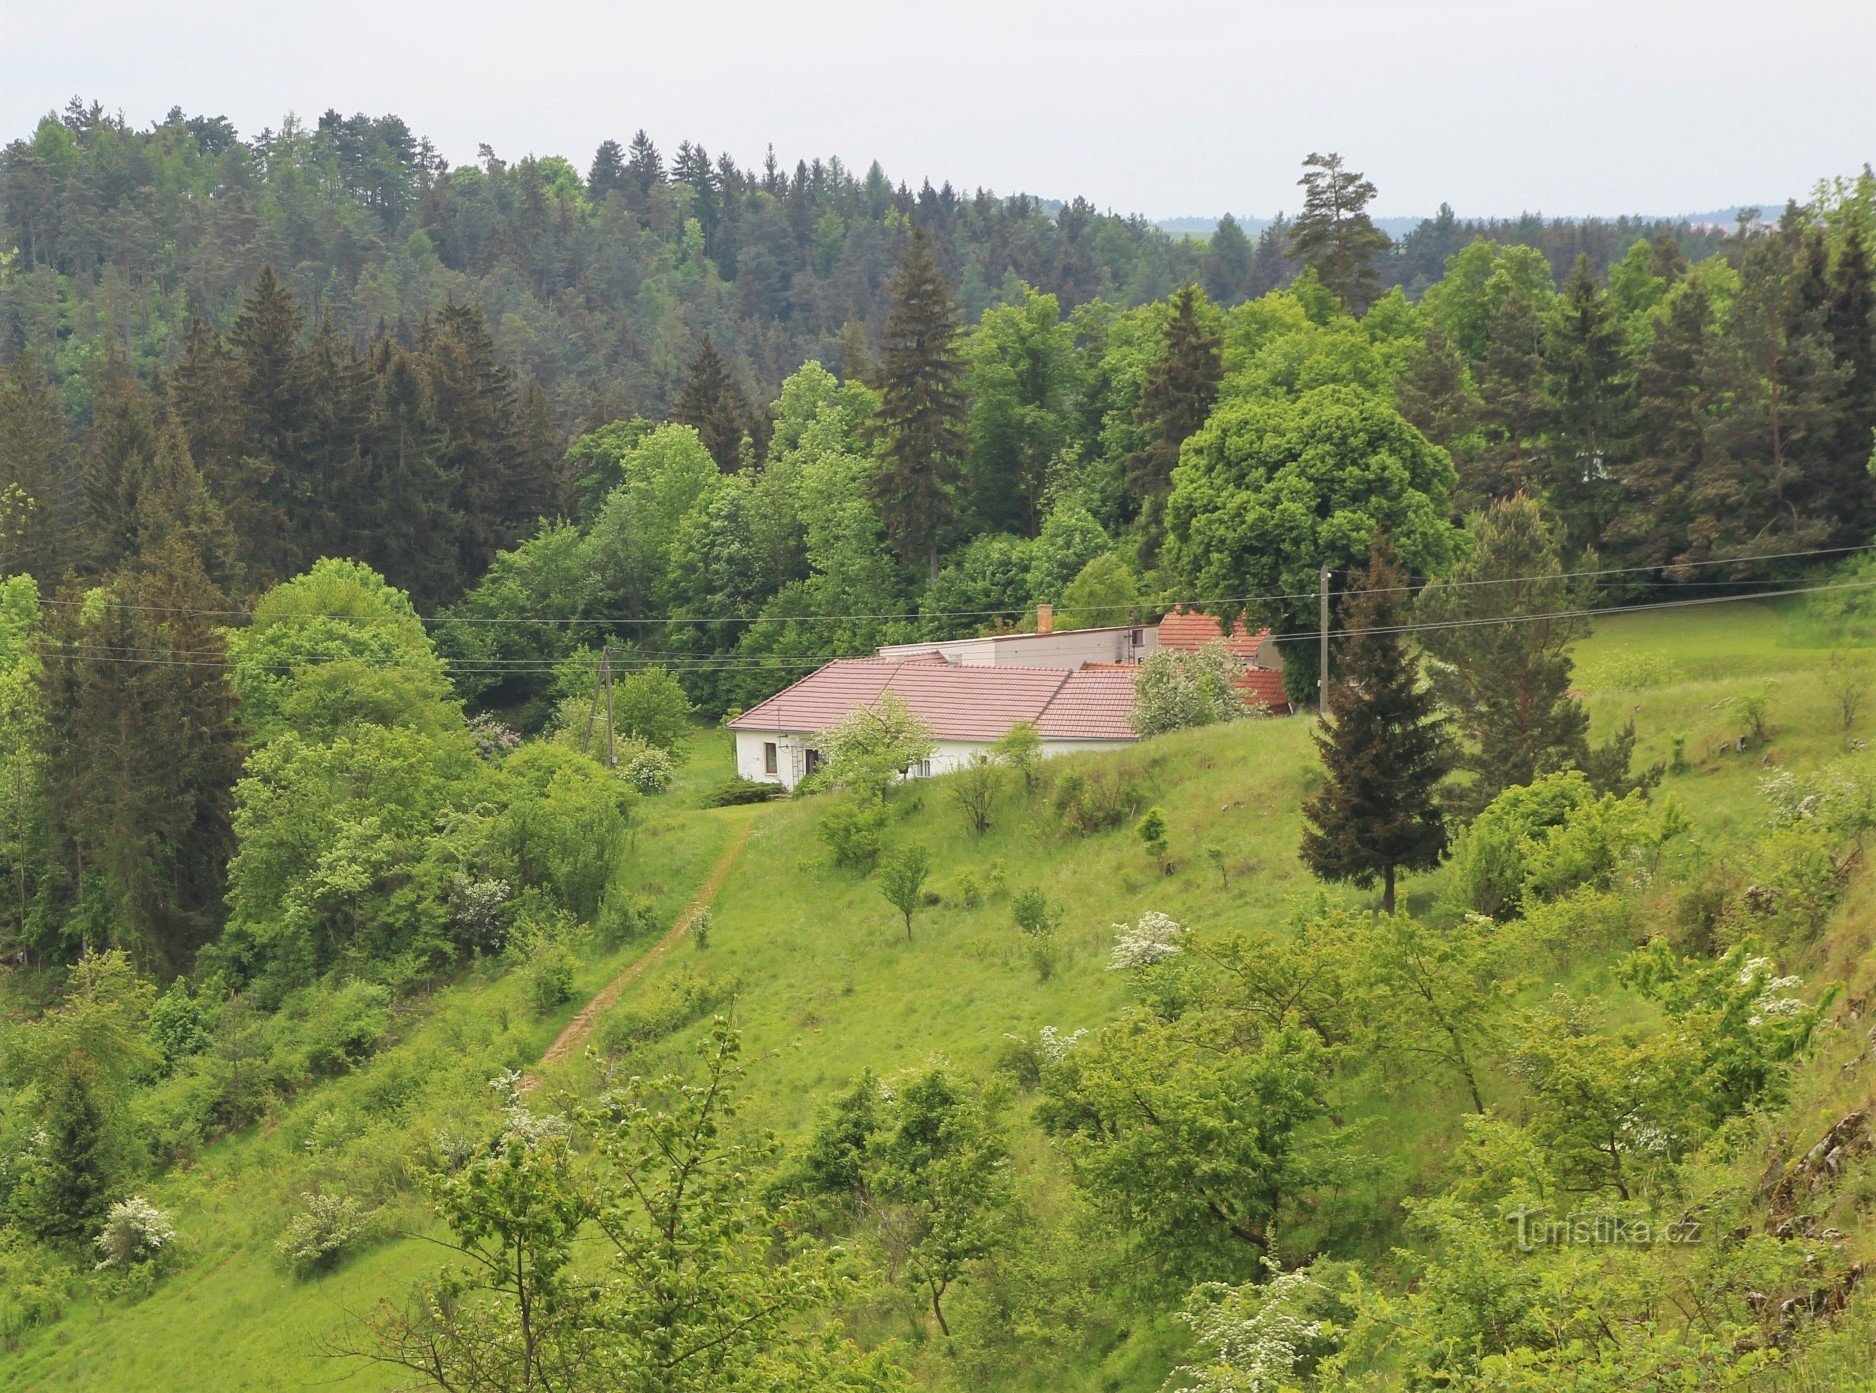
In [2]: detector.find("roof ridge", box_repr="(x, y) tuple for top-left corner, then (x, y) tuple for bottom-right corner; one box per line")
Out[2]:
(727, 655), (889, 729)
(1033, 665), (1078, 723)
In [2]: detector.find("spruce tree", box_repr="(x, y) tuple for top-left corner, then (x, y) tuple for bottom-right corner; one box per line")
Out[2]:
(23, 1058), (113, 1245)
(1543, 255), (1629, 555)
(84, 344), (159, 575)
(1201, 215), (1253, 305)
(1395, 325), (1479, 494)
(1417, 495), (1595, 815)
(228, 265), (307, 582)
(0, 350), (70, 586)
(43, 425), (241, 970)
(875, 228), (966, 579)
(588, 139), (628, 198)
(1128, 284), (1222, 547)
(1825, 226), (1876, 536)
(1300, 540), (1452, 913)
(360, 345), (458, 607)
(1473, 281), (1551, 501)
(423, 299), (525, 581)
(671, 333), (749, 471)
(1288, 153), (1392, 312)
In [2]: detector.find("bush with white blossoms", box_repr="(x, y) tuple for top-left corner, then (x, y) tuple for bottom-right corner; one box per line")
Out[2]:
(1108, 911), (1186, 970)
(1172, 1262), (1333, 1392)
(94, 1196), (178, 1271)
(615, 739), (676, 794)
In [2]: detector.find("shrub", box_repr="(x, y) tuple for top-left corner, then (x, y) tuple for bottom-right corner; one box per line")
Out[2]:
(146, 982), (212, 1072)
(1130, 641), (1257, 736)
(93, 1196), (177, 1272)
(818, 801), (889, 871)
(705, 778), (778, 807)
(289, 980), (393, 1079)
(277, 1193), (368, 1277)
(448, 874), (513, 955)
(611, 667), (695, 752)
(597, 972), (733, 1055)
(1011, 888), (1059, 938)
(527, 942), (577, 1015)
(0, 1229), (73, 1346)
(615, 739), (676, 794)
(1576, 649), (1678, 692)
(1138, 807), (1170, 872)
(596, 893), (660, 946)
(1446, 771), (1688, 919)
(1050, 765), (1145, 836)
(1108, 911), (1186, 969)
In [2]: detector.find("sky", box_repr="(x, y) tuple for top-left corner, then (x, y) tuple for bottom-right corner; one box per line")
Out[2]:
(4, 0), (1873, 221)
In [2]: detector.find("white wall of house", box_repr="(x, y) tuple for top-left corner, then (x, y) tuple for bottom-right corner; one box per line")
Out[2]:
(733, 730), (1131, 791)
(876, 625), (1154, 669)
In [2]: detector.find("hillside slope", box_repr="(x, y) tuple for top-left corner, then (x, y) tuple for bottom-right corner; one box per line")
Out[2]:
(6, 598), (1876, 1390)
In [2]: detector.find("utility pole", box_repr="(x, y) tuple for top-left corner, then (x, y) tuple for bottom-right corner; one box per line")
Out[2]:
(1318, 565), (1331, 719)
(581, 648), (604, 756)
(602, 647), (617, 769)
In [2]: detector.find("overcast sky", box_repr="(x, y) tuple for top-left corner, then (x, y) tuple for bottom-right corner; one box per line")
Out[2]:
(5, 0), (1872, 220)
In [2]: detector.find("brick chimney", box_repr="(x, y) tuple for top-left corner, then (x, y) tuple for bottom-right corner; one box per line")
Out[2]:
(1036, 602), (1054, 635)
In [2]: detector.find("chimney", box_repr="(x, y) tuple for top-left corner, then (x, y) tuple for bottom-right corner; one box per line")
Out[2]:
(1036, 602), (1053, 636)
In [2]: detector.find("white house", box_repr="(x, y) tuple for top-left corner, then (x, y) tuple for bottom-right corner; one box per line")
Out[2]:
(726, 607), (1291, 791)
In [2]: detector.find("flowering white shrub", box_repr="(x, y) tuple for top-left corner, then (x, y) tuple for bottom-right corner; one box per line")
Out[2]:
(1038, 1025), (1088, 1060)
(1108, 911), (1186, 970)
(616, 739), (676, 794)
(1172, 1264), (1328, 1392)
(1740, 955), (1808, 1025)
(94, 1196), (177, 1271)
(277, 1193), (368, 1276)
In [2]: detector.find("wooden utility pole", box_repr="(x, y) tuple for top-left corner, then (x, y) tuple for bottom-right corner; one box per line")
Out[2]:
(602, 647), (617, 769)
(1318, 565), (1332, 719)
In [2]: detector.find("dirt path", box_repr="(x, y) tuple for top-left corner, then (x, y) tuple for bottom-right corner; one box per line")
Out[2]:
(529, 813), (758, 1081)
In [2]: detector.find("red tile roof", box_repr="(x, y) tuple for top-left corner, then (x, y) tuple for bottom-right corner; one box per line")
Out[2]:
(1238, 666), (1291, 714)
(1157, 608), (1271, 660)
(728, 658), (1139, 742)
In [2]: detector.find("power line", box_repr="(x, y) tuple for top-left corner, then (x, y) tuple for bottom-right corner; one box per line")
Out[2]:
(28, 540), (1872, 631)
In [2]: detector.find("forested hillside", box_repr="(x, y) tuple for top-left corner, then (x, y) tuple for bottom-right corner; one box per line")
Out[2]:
(5, 98), (1876, 1391)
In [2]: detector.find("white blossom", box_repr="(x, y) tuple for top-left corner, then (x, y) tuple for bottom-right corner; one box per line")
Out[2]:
(1108, 911), (1187, 970)
(1171, 1265), (1326, 1392)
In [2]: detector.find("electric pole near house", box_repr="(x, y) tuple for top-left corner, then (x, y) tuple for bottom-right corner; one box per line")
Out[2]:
(1318, 565), (1332, 719)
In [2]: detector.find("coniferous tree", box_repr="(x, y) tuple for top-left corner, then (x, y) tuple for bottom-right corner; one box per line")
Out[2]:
(22, 1058), (113, 1244)
(1417, 495), (1594, 815)
(42, 425), (241, 970)
(81, 345), (159, 573)
(672, 333), (749, 471)
(298, 316), (375, 564)
(1473, 281), (1551, 500)
(1395, 325), (1480, 499)
(1300, 540), (1452, 913)
(228, 265), (307, 581)
(360, 345), (458, 607)
(1608, 276), (1723, 568)
(0, 350), (69, 585)
(423, 299), (526, 580)
(1128, 284), (1222, 546)
(1288, 153), (1392, 312)
(1543, 255), (1630, 555)
(1824, 227), (1876, 537)
(1202, 215), (1253, 305)
(875, 228), (966, 578)
(587, 138), (628, 198)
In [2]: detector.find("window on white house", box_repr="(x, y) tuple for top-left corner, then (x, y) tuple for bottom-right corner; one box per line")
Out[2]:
(763, 741), (778, 775)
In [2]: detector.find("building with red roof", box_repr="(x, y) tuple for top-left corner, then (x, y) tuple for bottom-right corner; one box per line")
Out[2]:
(727, 605), (1292, 790)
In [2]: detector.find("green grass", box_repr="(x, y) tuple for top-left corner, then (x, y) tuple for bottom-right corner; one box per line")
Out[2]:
(4, 598), (1869, 1390)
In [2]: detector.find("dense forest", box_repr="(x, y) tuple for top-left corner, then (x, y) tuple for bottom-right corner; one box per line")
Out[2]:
(5, 99), (1876, 1392)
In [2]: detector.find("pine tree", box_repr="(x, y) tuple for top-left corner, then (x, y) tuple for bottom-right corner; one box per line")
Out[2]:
(1300, 540), (1453, 913)
(875, 228), (966, 579)
(0, 350), (70, 586)
(1288, 153), (1392, 312)
(1128, 284), (1222, 546)
(1417, 495), (1594, 815)
(671, 333), (749, 472)
(1543, 255), (1629, 554)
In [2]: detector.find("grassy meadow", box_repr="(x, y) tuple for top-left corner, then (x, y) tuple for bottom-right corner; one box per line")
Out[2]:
(5, 596), (1875, 1391)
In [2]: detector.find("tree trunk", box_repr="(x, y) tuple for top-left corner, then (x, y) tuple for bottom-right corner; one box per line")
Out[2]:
(1382, 865), (1396, 914)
